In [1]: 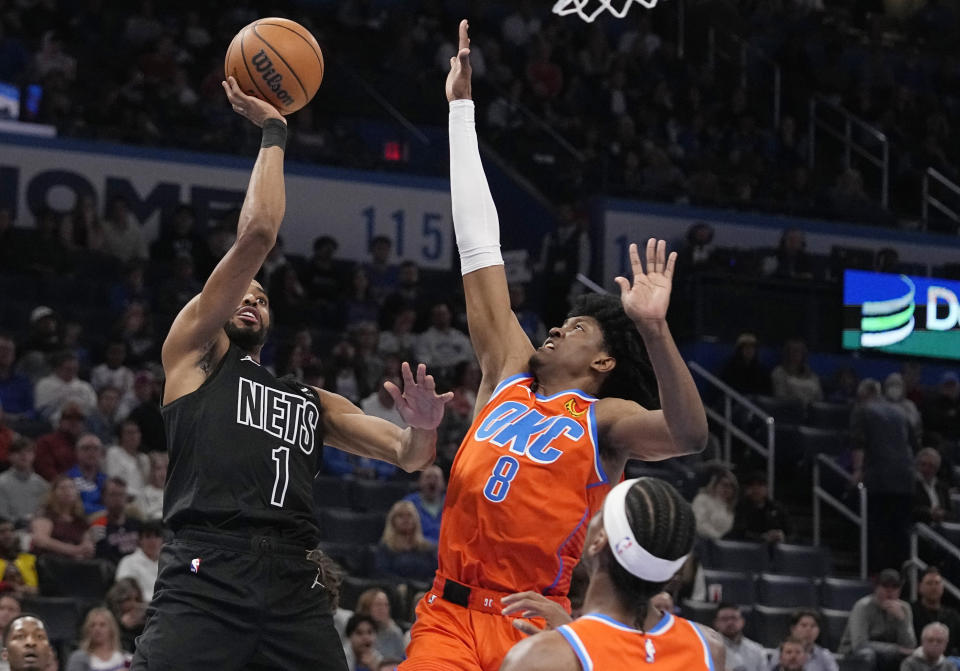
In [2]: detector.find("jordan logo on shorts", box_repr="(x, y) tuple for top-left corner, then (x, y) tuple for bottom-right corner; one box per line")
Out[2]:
(190, 557), (201, 574)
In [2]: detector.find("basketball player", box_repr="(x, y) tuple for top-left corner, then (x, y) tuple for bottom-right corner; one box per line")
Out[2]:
(500, 477), (720, 671)
(3, 615), (53, 671)
(131, 77), (452, 671)
(400, 20), (708, 671)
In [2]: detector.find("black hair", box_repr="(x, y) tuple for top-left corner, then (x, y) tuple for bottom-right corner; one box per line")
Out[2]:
(603, 478), (696, 629)
(922, 566), (942, 578)
(714, 602), (740, 618)
(790, 609), (820, 627)
(345, 613), (376, 637)
(567, 294), (659, 408)
(140, 520), (165, 537)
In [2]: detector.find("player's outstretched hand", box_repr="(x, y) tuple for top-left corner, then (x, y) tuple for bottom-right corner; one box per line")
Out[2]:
(502, 591), (573, 636)
(386, 362), (454, 431)
(613, 238), (677, 329)
(445, 19), (472, 102)
(221, 76), (286, 128)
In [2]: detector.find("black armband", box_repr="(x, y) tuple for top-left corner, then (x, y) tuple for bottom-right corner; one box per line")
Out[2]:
(261, 118), (288, 150)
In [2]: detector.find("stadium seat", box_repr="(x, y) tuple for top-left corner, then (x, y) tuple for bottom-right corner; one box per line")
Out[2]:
(750, 604), (795, 648)
(821, 577), (872, 611)
(350, 479), (413, 512)
(704, 539), (769, 573)
(20, 596), (80, 661)
(312, 476), (353, 511)
(36, 556), (114, 602)
(837, 657), (873, 671)
(680, 599), (719, 627)
(339, 577), (403, 618)
(702, 569), (755, 605)
(807, 402), (852, 431)
(821, 608), (851, 651)
(774, 424), (804, 466)
(772, 543), (830, 577)
(797, 426), (847, 460)
(319, 509), (386, 545)
(751, 395), (806, 425)
(314, 541), (373, 578)
(756, 573), (818, 607)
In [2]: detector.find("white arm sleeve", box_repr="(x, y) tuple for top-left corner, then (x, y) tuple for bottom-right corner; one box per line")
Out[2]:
(449, 99), (504, 275)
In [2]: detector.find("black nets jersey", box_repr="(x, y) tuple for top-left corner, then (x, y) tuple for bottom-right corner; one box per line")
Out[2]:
(161, 344), (323, 544)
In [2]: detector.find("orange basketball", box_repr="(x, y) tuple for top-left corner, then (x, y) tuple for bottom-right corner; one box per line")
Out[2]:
(224, 17), (324, 115)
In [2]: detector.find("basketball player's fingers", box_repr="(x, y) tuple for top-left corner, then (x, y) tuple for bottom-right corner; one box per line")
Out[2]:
(613, 276), (630, 297)
(458, 19), (470, 51)
(383, 380), (403, 405)
(656, 239), (667, 274)
(440, 391), (455, 404)
(629, 241), (644, 279)
(458, 47), (471, 66)
(645, 238), (657, 275)
(400, 361), (416, 388)
(511, 619), (543, 636)
(664, 250), (678, 280)
(416, 362), (428, 386)
(423, 373), (437, 392)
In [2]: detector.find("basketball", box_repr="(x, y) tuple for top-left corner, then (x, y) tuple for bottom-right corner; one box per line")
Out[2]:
(224, 18), (324, 115)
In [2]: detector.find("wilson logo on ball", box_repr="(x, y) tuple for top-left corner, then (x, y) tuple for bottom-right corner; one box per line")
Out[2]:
(250, 50), (294, 106)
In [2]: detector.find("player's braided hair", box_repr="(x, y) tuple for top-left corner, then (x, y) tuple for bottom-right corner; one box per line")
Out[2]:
(567, 294), (659, 408)
(604, 477), (696, 629)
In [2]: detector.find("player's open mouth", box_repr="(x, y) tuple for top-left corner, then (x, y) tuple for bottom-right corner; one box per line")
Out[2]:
(542, 340), (556, 350)
(237, 308), (259, 324)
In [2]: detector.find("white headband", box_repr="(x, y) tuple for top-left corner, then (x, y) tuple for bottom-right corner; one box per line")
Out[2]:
(602, 478), (690, 582)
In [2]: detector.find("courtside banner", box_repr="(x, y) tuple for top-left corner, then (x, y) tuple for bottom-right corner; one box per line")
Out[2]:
(843, 270), (960, 360)
(0, 134), (453, 269)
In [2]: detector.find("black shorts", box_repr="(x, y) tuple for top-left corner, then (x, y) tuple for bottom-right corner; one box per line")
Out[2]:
(131, 528), (348, 671)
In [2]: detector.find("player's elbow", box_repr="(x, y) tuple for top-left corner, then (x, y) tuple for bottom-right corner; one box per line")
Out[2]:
(237, 213), (279, 249)
(675, 424), (709, 456)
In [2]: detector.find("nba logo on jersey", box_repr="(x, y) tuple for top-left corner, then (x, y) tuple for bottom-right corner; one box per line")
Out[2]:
(645, 638), (656, 663)
(190, 557), (201, 574)
(615, 537), (634, 555)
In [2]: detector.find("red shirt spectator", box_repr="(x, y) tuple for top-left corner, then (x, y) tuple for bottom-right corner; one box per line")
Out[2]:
(34, 402), (86, 481)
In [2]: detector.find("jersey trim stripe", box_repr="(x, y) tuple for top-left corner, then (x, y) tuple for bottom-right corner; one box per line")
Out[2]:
(557, 625), (593, 671)
(490, 374), (533, 400)
(691, 622), (716, 671)
(545, 506), (589, 592)
(580, 612), (673, 635)
(586, 403), (607, 485)
(534, 387), (598, 403)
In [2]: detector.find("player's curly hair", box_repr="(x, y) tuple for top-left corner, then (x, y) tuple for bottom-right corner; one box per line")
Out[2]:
(567, 294), (659, 408)
(603, 477), (696, 629)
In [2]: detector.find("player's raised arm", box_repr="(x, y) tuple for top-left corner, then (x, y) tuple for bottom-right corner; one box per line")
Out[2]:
(598, 240), (709, 461)
(447, 20), (534, 395)
(318, 362), (453, 472)
(162, 77), (288, 400)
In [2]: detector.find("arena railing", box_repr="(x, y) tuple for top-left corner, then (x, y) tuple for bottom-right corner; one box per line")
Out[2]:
(808, 95), (890, 209)
(706, 28), (782, 130)
(908, 523), (960, 601)
(687, 361), (776, 498)
(922, 167), (960, 231)
(813, 453), (867, 579)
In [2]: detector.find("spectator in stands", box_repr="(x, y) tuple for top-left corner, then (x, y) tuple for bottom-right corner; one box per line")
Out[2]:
(33, 351), (97, 423)
(90, 341), (135, 402)
(378, 307), (419, 362)
(267, 264), (309, 328)
(108, 262), (151, 317)
(156, 257), (202, 327)
(403, 465), (445, 544)
(0, 335), (34, 422)
(18, 306), (61, 382)
(63, 193), (104, 253)
(343, 613), (382, 671)
(85, 387), (122, 446)
(714, 602), (766, 671)
(414, 302), (474, 386)
(839, 569), (916, 671)
(105, 578), (145, 653)
(913, 448), (954, 525)
(764, 229), (814, 280)
(923, 373), (960, 444)
(66, 607), (131, 671)
(0, 594), (21, 644)
(732, 471), (792, 543)
(373, 500), (437, 582)
(105, 420), (149, 502)
(363, 236), (399, 305)
(900, 622), (952, 671)
(125, 371), (164, 453)
(0, 520), (36, 595)
(692, 465), (738, 540)
(382, 261), (429, 322)
(827, 367), (860, 404)
(67, 434), (106, 516)
(342, 268), (380, 329)
(115, 520), (162, 602)
(135, 451), (165, 521)
(33, 401), (85, 481)
(768, 610), (838, 671)
(30, 475), (93, 560)
(0, 438), (48, 527)
(324, 340), (368, 405)
(0, 402), (15, 468)
(535, 204), (590, 328)
(355, 589), (405, 661)
(884, 373), (922, 439)
(303, 235), (347, 321)
(851, 379), (916, 574)
(100, 197), (147, 264)
(509, 283), (547, 348)
(720, 333), (772, 396)
(911, 568), (960, 657)
(112, 301), (156, 366)
(771, 339), (823, 404)
(773, 638), (809, 671)
(2, 615), (54, 671)
(360, 373), (406, 430)
(436, 360), (481, 475)
(90, 478), (140, 567)
(350, 322), (386, 395)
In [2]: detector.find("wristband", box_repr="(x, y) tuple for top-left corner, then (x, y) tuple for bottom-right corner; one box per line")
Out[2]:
(261, 118), (288, 150)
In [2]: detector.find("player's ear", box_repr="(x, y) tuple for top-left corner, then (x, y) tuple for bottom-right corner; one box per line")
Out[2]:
(591, 354), (615, 375)
(586, 525), (609, 558)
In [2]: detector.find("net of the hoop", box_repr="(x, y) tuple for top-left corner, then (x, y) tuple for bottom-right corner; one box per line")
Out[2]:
(551, 0), (661, 23)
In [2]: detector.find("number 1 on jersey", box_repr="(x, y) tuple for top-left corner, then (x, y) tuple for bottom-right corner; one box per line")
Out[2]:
(271, 446), (290, 508)
(483, 455), (519, 503)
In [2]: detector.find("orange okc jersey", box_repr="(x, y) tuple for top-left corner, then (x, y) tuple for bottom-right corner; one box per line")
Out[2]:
(438, 374), (607, 596)
(558, 612), (714, 671)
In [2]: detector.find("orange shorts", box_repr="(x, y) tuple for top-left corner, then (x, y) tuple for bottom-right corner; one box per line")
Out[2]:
(399, 577), (568, 671)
